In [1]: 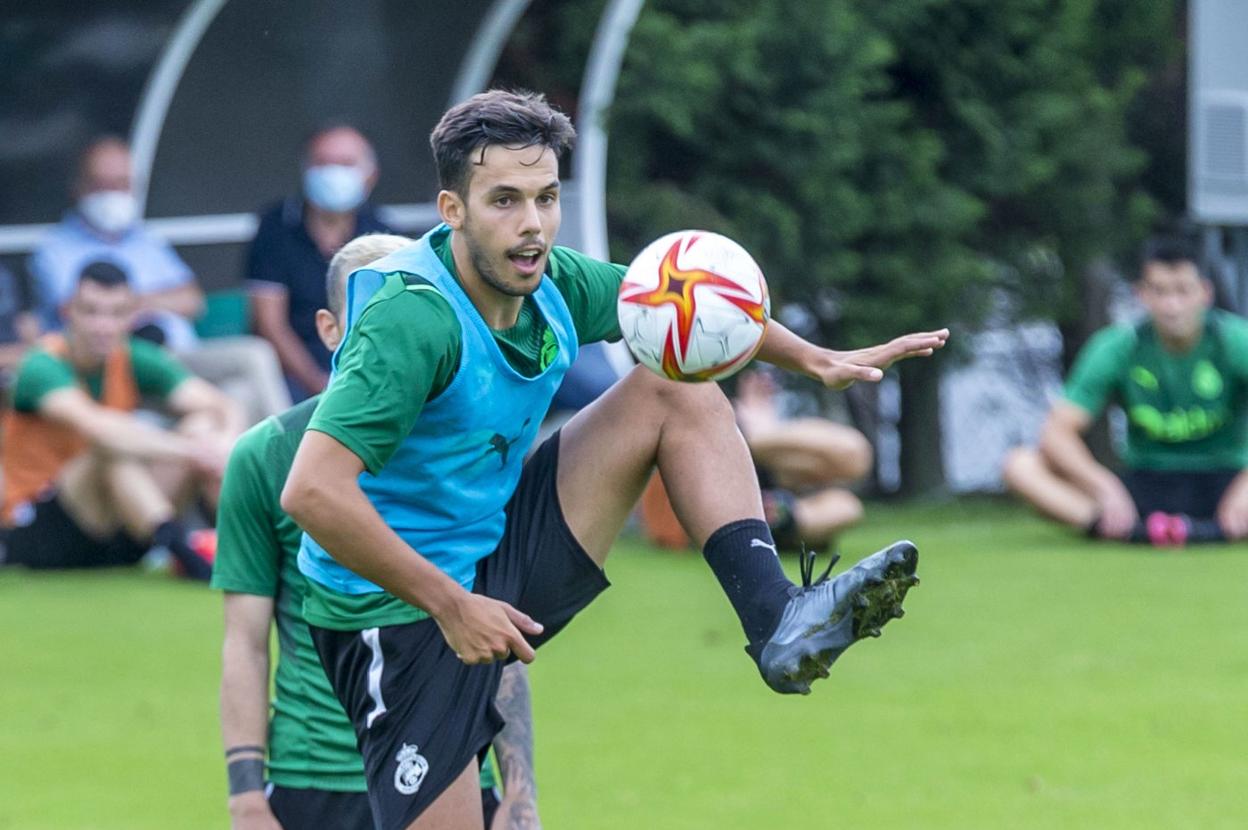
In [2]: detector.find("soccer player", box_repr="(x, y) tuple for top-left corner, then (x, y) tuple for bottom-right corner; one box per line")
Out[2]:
(1, 260), (239, 578)
(282, 89), (947, 829)
(214, 234), (539, 830)
(1003, 236), (1248, 545)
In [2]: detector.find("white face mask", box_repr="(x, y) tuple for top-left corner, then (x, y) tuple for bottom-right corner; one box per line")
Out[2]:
(304, 164), (368, 213)
(78, 190), (138, 236)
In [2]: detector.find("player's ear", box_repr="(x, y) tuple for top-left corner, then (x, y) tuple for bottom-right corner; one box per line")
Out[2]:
(438, 189), (465, 229)
(315, 308), (342, 351)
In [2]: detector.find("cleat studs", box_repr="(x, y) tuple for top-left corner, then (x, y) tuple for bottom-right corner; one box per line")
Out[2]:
(892, 607), (905, 618)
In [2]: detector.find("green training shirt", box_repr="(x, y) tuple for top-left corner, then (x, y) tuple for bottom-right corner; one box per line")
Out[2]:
(212, 397), (499, 792)
(303, 226), (624, 632)
(211, 397), (367, 791)
(11, 337), (190, 412)
(1062, 309), (1248, 471)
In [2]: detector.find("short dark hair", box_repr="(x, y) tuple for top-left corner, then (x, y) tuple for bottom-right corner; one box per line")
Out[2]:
(430, 89), (576, 196)
(77, 260), (130, 290)
(1139, 235), (1201, 279)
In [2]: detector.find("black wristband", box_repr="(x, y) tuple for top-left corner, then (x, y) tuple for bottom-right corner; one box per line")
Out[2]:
(227, 758), (265, 796)
(225, 744), (264, 759)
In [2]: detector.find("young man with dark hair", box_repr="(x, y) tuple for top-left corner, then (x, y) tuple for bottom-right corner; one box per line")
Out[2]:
(1003, 236), (1248, 545)
(283, 89), (946, 829)
(215, 234), (538, 830)
(1, 260), (241, 576)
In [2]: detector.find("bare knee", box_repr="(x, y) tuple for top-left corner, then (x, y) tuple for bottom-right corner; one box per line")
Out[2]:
(838, 430), (874, 482)
(637, 367), (736, 426)
(1001, 447), (1042, 493)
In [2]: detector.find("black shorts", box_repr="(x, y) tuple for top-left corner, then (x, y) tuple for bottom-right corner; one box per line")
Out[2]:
(3, 491), (148, 570)
(1120, 468), (1239, 519)
(310, 432), (609, 830)
(268, 785), (373, 830)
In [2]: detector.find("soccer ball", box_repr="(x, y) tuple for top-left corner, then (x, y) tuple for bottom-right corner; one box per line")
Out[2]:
(617, 230), (770, 382)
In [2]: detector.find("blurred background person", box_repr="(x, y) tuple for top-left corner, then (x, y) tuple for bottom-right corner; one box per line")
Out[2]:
(1002, 236), (1248, 547)
(0, 261), (242, 578)
(27, 137), (289, 424)
(245, 125), (391, 401)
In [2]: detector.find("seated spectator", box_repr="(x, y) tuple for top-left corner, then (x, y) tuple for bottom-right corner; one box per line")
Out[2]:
(0, 261), (243, 577)
(27, 136), (289, 423)
(1002, 236), (1248, 546)
(734, 368), (873, 550)
(246, 124), (391, 400)
(639, 367), (873, 552)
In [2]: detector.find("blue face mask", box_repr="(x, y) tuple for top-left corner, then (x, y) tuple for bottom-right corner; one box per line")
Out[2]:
(304, 164), (368, 213)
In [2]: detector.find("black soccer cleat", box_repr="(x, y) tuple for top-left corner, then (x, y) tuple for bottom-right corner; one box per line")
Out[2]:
(753, 540), (919, 695)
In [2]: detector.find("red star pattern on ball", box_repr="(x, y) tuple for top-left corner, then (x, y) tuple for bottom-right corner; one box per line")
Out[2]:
(619, 234), (768, 379)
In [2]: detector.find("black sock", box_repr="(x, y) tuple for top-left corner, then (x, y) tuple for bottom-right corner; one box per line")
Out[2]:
(702, 519), (794, 652)
(153, 520), (211, 582)
(1127, 519), (1149, 544)
(1182, 516), (1226, 543)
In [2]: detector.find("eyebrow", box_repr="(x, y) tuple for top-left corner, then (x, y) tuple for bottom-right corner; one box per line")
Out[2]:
(485, 180), (561, 197)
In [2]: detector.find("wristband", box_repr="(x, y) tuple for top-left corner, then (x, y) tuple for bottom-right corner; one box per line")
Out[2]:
(227, 757), (265, 796)
(225, 744), (264, 759)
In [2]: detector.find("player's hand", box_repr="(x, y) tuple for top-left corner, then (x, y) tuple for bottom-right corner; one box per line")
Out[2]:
(491, 791), (542, 829)
(1094, 479), (1138, 539)
(437, 593), (544, 664)
(808, 329), (950, 390)
(228, 791), (284, 830)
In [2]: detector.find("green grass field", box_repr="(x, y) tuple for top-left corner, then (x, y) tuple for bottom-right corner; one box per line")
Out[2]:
(3, 499), (1246, 829)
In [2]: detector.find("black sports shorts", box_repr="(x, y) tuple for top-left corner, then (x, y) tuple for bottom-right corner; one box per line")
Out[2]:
(1119, 468), (1239, 519)
(310, 432), (610, 830)
(4, 490), (148, 569)
(268, 785), (373, 830)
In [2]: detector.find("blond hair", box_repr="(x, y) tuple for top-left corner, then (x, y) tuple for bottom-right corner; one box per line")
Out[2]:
(325, 233), (414, 318)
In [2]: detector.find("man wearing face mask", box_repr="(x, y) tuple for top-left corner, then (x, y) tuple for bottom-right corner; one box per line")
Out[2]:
(27, 136), (290, 425)
(29, 136), (204, 349)
(246, 125), (392, 400)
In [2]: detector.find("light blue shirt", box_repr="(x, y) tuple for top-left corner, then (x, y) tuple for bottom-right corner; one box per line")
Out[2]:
(28, 212), (199, 350)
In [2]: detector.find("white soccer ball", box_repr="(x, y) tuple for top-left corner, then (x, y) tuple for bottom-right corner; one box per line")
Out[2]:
(617, 230), (770, 382)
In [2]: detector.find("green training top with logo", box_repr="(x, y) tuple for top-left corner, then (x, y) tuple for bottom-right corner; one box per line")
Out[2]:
(302, 225), (625, 632)
(212, 396), (499, 792)
(1062, 308), (1248, 471)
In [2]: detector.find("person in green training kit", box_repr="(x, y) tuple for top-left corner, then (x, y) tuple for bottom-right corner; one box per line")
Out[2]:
(214, 233), (540, 830)
(283, 89), (945, 830)
(1004, 235), (1248, 546)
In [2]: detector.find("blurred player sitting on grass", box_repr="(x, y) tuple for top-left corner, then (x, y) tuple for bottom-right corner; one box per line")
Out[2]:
(734, 367), (874, 552)
(0, 260), (241, 578)
(214, 233), (539, 830)
(281, 89), (945, 830)
(1003, 235), (1248, 546)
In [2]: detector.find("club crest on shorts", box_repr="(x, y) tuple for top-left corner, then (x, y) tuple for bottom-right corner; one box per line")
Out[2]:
(394, 743), (429, 795)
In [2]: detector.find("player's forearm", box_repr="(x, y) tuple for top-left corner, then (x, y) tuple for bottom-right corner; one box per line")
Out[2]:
(85, 410), (200, 462)
(493, 663), (538, 798)
(754, 321), (819, 378)
(283, 476), (467, 617)
(1040, 422), (1117, 496)
(220, 636), (271, 755)
(255, 308), (327, 392)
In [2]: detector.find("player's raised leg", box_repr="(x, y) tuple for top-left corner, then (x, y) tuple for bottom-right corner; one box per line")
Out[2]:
(406, 760), (483, 830)
(556, 365), (918, 695)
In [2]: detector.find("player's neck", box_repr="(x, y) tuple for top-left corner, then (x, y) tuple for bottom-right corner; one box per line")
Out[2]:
(450, 234), (524, 330)
(64, 332), (108, 373)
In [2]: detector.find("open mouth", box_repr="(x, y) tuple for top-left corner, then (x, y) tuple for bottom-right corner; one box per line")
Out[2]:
(508, 246), (545, 276)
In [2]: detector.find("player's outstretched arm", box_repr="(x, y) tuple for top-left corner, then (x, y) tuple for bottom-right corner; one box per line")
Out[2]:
(491, 663), (541, 830)
(756, 320), (950, 390)
(282, 431), (544, 664)
(220, 593), (284, 830)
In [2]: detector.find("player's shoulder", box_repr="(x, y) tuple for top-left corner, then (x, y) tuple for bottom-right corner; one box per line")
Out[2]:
(1209, 308), (1248, 340)
(1080, 321), (1141, 359)
(355, 271), (458, 333)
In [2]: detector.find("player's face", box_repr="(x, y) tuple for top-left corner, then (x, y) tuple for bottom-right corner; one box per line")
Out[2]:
(78, 142), (132, 196)
(1137, 261), (1211, 345)
(66, 281), (136, 362)
(455, 144), (561, 298)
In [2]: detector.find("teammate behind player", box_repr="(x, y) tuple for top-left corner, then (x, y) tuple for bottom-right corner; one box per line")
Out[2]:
(283, 89), (946, 829)
(215, 233), (539, 830)
(1003, 236), (1248, 545)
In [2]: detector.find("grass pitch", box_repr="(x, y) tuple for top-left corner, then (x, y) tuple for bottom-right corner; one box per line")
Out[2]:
(2, 499), (1246, 829)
